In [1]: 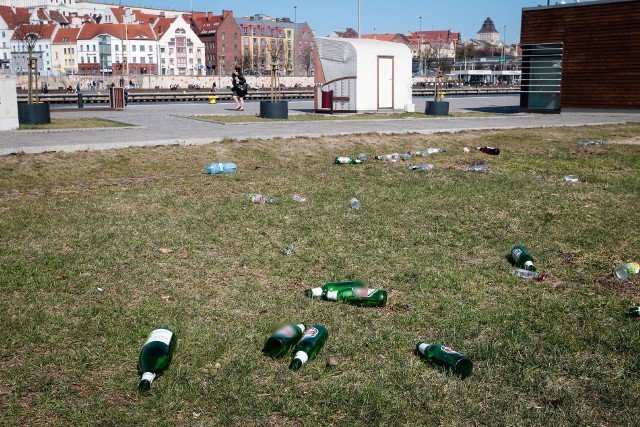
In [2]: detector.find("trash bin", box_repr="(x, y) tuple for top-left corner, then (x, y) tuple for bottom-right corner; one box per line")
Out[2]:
(321, 90), (334, 114)
(77, 93), (84, 109)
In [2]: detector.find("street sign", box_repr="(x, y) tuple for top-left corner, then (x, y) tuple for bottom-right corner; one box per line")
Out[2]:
(499, 57), (506, 62)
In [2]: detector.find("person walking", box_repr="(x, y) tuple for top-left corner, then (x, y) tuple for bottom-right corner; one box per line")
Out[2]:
(231, 66), (247, 111)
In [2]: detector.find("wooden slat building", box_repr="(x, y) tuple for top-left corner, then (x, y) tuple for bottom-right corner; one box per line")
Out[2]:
(520, 0), (640, 112)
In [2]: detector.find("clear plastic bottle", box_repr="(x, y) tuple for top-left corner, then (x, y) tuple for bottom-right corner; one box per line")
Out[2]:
(289, 324), (329, 370)
(244, 193), (278, 204)
(398, 153), (412, 162)
(512, 268), (544, 281)
(578, 139), (605, 146)
(563, 175), (580, 182)
(262, 323), (306, 359)
(357, 153), (368, 161)
(614, 263), (639, 280)
(410, 164), (435, 172)
(464, 164), (487, 173)
(349, 198), (361, 210)
(137, 328), (177, 391)
(408, 147), (445, 156)
(374, 153), (399, 162)
(205, 162), (237, 174)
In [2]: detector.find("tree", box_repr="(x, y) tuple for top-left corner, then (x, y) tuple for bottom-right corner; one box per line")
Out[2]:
(13, 21), (48, 105)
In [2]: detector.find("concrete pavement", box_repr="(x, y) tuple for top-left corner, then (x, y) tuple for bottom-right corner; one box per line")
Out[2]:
(2, 95), (638, 155)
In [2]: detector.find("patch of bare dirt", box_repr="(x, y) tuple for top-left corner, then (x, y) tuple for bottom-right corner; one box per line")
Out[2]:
(608, 136), (640, 145)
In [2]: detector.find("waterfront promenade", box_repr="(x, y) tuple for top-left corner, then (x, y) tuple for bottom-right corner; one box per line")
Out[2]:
(1, 95), (638, 155)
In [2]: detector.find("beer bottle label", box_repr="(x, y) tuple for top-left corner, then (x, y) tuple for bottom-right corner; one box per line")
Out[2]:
(276, 325), (297, 338)
(625, 263), (640, 275)
(145, 329), (173, 346)
(354, 288), (378, 297)
(302, 328), (318, 339)
(512, 248), (522, 260)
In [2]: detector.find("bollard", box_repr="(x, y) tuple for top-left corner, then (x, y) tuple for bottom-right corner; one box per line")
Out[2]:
(77, 93), (84, 109)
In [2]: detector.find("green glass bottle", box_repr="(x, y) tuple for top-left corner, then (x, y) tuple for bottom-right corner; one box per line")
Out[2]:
(289, 324), (329, 371)
(335, 156), (363, 164)
(137, 328), (177, 391)
(511, 245), (536, 271)
(325, 288), (387, 307)
(304, 280), (365, 298)
(627, 306), (640, 318)
(262, 323), (306, 359)
(416, 342), (473, 378)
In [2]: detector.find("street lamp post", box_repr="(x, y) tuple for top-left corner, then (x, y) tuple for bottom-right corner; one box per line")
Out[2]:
(358, 0), (361, 38)
(502, 25), (506, 72)
(293, 5), (297, 77)
(418, 16), (422, 76)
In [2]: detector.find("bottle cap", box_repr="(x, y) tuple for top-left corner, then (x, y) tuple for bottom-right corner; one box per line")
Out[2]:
(296, 324), (306, 333)
(139, 372), (156, 391)
(417, 342), (429, 355)
(306, 287), (322, 298)
(293, 351), (309, 365)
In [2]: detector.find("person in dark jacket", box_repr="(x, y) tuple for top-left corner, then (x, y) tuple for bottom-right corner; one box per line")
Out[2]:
(231, 66), (247, 111)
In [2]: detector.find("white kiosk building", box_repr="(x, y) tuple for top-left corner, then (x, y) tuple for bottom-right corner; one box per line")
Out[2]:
(314, 37), (413, 113)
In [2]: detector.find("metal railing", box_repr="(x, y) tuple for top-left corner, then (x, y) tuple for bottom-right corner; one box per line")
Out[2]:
(17, 87), (520, 104)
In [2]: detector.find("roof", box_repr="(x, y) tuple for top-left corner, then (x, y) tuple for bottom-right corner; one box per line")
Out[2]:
(0, 5), (31, 30)
(11, 23), (57, 40)
(361, 33), (410, 44)
(78, 23), (156, 41)
(110, 7), (158, 25)
(191, 14), (223, 35)
(153, 16), (177, 39)
(48, 10), (70, 25)
(523, 0), (636, 11)
(53, 27), (80, 44)
(478, 17), (498, 34)
(408, 30), (461, 43)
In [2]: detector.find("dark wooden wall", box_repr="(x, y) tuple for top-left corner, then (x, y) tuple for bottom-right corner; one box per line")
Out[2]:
(521, 1), (640, 109)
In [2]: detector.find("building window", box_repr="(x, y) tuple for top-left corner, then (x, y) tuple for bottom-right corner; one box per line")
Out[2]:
(221, 33), (225, 41)
(140, 57), (145, 64)
(140, 45), (145, 52)
(132, 45), (136, 52)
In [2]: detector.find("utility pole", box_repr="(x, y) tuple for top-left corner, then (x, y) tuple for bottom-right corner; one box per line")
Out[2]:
(502, 25), (506, 72)
(358, 0), (361, 38)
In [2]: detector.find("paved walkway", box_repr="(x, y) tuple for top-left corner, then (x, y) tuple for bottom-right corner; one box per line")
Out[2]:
(2, 95), (638, 155)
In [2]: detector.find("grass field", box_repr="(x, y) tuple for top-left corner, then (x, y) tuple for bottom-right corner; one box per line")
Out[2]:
(1, 124), (639, 426)
(18, 118), (130, 130)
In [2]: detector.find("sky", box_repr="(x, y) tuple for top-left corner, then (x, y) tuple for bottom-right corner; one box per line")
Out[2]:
(117, 0), (587, 44)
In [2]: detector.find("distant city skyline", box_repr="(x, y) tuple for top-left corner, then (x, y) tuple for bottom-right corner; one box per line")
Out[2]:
(103, 0), (592, 44)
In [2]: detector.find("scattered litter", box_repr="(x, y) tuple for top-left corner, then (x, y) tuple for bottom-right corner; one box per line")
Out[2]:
(205, 162), (237, 174)
(563, 175), (580, 182)
(408, 148), (446, 156)
(375, 153), (411, 162)
(415, 342), (473, 378)
(512, 268), (544, 281)
(626, 306), (640, 318)
(614, 262), (639, 280)
(357, 153), (368, 161)
(289, 324), (329, 371)
(511, 245), (537, 272)
(335, 156), (363, 164)
(96, 287), (104, 292)
(157, 247), (174, 254)
(578, 139), (605, 146)
(255, 165), (274, 170)
(476, 146), (500, 155)
(292, 194), (306, 203)
(464, 164), (487, 173)
(282, 244), (295, 256)
(214, 362), (221, 369)
(349, 198), (361, 210)
(263, 323), (306, 359)
(193, 413), (201, 419)
(463, 147), (470, 153)
(161, 295), (171, 301)
(244, 193), (278, 204)
(410, 164), (435, 172)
